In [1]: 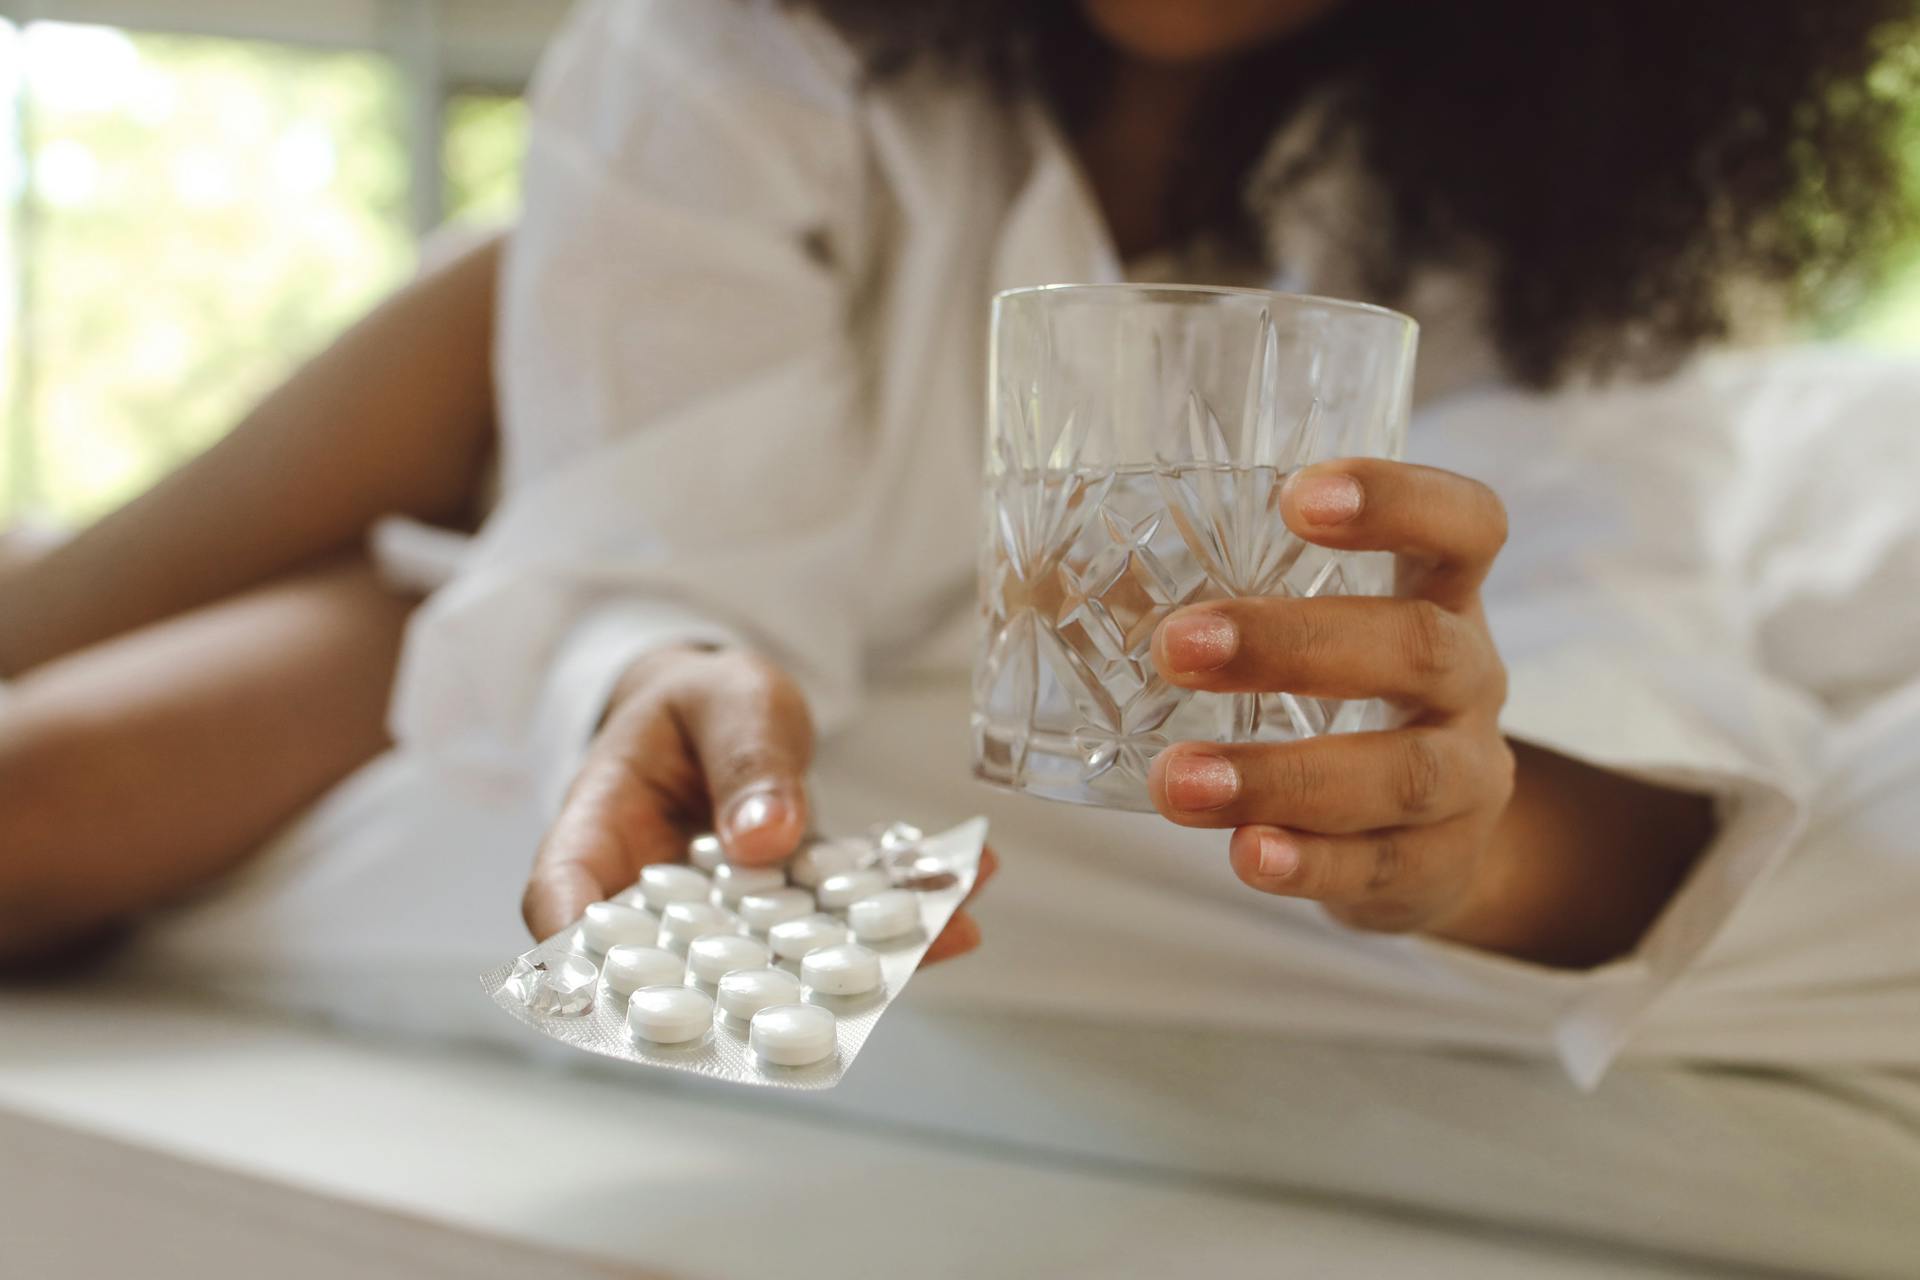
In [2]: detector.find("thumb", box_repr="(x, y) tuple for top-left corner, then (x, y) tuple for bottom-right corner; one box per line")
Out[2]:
(677, 652), (815, 866)
(522, 699), (688, 941)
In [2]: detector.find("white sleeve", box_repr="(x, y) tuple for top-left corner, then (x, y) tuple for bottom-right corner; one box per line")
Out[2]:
(1404, 361), (1829, 1087)
(388, 0), (874, 811)
(1722, 349), (1920, 711)
(1619, 350), (1920, 1071)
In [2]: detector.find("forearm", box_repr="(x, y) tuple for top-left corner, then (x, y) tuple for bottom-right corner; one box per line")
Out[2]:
(0, 235), (501, 677)
(1427, 741), (1717, 969)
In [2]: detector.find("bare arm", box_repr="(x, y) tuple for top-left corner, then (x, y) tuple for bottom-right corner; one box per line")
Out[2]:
(0, 234), (502, 677)
(1426, 742), (1714, 968)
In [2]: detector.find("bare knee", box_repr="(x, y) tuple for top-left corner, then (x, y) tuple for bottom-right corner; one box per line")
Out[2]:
(0, 717), (108, 958)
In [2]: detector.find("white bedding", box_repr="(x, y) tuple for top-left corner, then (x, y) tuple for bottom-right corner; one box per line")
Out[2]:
(0, 985), (1741, 1279)
(116, 661), (1920, 1276)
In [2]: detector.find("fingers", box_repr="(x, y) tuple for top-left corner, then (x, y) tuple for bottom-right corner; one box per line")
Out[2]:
(528, 642), (982, 954)
(671, 653), (816, 866)
(1281, 460), (1508, 609)
(1153, 596), (1500, 712)
(919, 845), (998, 967)
(921, 911), (982, 966)
(1150, 729), (1504, 833)
(524, 712), (691, 940)
(1226, 819), (1486, 933)
(969, 845), (1000, 901)
(521, 860), (607, 943)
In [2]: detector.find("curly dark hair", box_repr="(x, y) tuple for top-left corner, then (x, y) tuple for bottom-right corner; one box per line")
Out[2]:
(801, 0), (1920, 387)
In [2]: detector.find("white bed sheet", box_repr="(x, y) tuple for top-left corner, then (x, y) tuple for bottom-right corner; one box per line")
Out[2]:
(108, 674), (1920, 1277)
(0, 986), (1716, 1280)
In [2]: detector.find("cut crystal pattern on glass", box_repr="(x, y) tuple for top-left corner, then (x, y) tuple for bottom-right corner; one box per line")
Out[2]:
(974, 285), (1416, 811)
(504, 953), (599, 1017)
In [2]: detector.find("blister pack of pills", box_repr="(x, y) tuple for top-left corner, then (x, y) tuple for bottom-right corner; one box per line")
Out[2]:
(480, 817), (987, 1090)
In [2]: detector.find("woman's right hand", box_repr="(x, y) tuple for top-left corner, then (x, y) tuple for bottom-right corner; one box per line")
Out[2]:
(522, 645), (990, 963)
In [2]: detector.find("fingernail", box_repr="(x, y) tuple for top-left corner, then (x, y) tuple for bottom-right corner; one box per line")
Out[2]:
(1164, 753), (1240, 811)
(1257, 830), (1301, 879)
(722, 786), (792, 840)
(1160, 611), (1238, 673)
(1291, 472), (1364, 526)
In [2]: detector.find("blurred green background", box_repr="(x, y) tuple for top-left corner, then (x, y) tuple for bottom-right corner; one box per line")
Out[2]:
(0, 18), (1914, 526)
(0, 20), (527, 522)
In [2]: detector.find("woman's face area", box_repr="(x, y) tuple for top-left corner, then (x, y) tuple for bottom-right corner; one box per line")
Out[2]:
(1078, 0), (1347, 64)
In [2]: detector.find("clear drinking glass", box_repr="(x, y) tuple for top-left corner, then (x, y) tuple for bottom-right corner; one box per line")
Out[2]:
(973, 284), (1418, 811)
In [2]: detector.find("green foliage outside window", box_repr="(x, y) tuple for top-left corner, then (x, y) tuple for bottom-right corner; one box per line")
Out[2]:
(0, 28), (533, 525)
(2, 24), (414, 521)
(1836, 61), (1920, 350)
(446, 92), (529, 229)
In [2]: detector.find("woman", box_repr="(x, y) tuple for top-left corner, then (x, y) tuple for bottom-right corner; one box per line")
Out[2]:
(4, 0), (1919, 1267)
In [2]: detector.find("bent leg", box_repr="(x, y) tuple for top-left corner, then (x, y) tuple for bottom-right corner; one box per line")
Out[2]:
(0, 235), (498, 678)
(0, 558), (412, 956)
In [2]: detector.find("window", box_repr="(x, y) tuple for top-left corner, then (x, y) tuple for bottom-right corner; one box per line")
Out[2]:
(1, 23), (413, 518)
(0, 0), (555, 524)
(1847, 263), (1920, 349)
(445, 90), (528, 228)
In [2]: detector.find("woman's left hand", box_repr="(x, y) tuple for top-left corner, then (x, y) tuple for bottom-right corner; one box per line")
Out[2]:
(1148, 458), (1516, 936)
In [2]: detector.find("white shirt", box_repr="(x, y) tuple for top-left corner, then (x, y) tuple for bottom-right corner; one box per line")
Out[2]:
(384, 0), (1920, 1086)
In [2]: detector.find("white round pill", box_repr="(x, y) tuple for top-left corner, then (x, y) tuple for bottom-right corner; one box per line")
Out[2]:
(749, 1003), (838, 1067)
(684, 933), (772, 986)
(737, 887), (815, 933)
(871, 821), (925, 854)
(766, 915), (851, 962)
(601, 944), (684, 995)
(659, 901), (738, 953)
(712, 862), (786, 906)
(687, 833), (725, 873)
(788, 837), (870, 889)
(626, 986), (714, 1044)
(847, 890), (921, 943)
(800, 942), (884, 996)
(640, 863), (710, 911)
(817, 868), (892, 911)
(715, 967), (804, 1021)
(578, 902), (659, 953)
